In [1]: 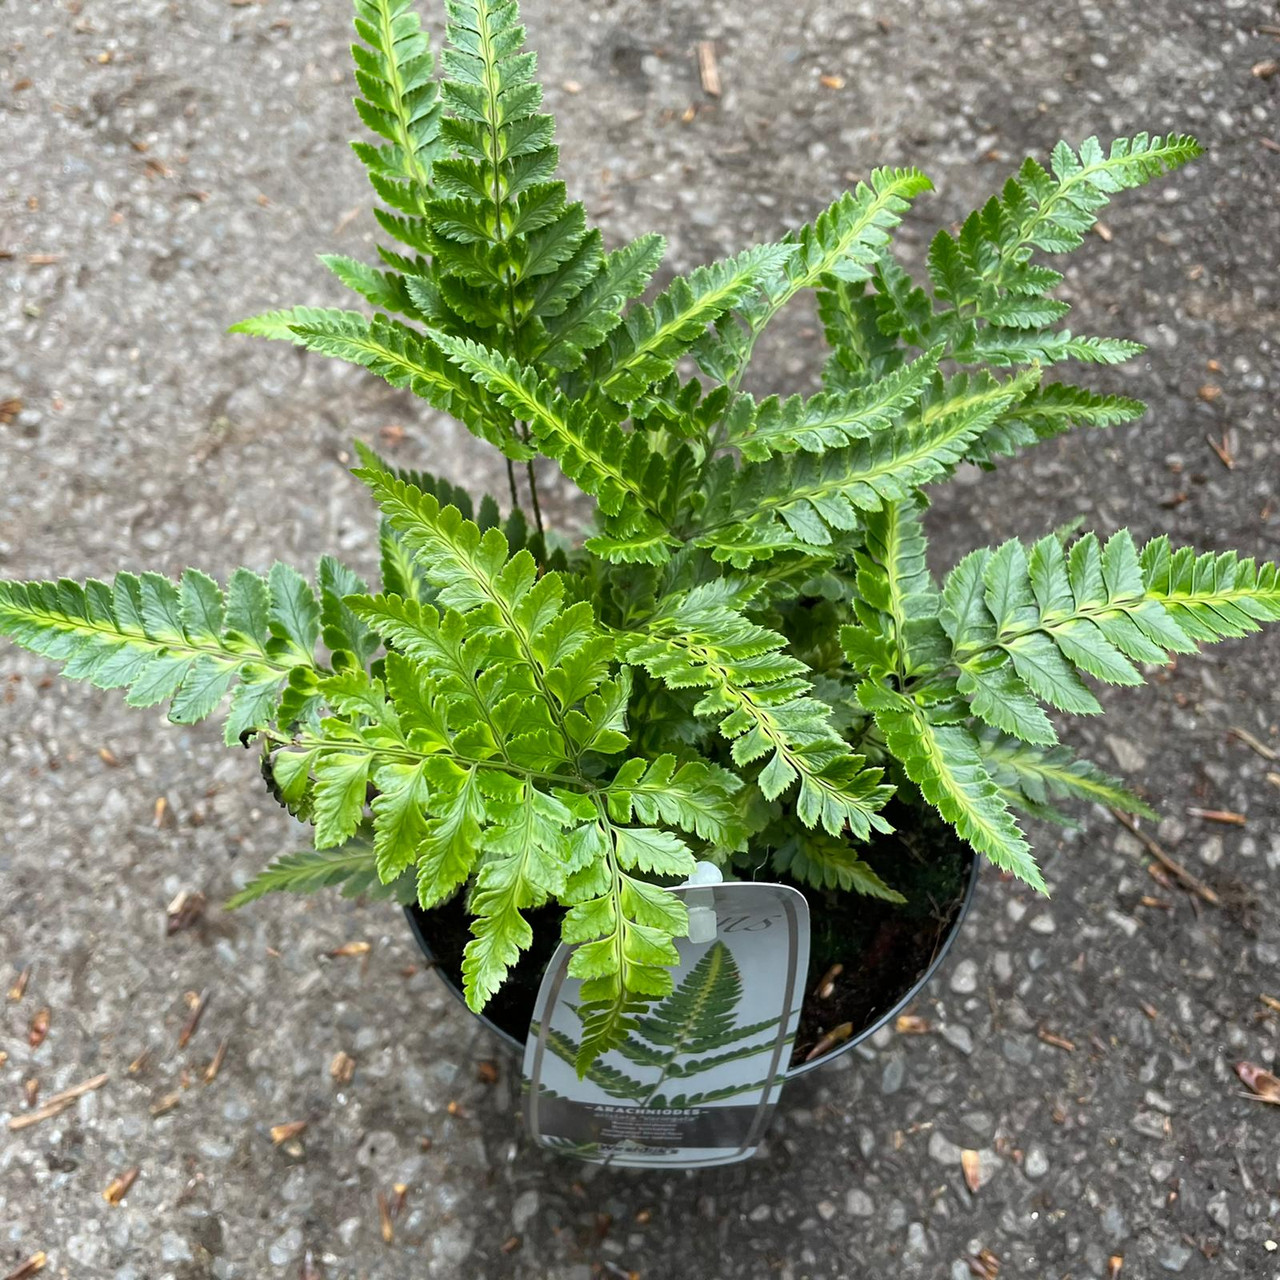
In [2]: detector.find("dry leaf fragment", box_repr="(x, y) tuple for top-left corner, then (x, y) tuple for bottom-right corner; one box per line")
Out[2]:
(961, 1148), (982, 1193)
(103, 1166), (140, 1205)
(330, 1051), (355, 1084)
(501, 1235), (521, 1254)
(1187, 806), (1246, 826)
(150, 1091), (181, 1117)
(813, 963), (843, 1000)
(696, 41), (721, 97)
(1259, 995), (1280, 1015)
(1038, 1028), (1076, 1052)
(1267, 771), (1280, 789)
(476, 1059), (499, 1084)
(1204, 433), (1234, 470)
(803, 1021), (853, 1062)
(819, 73), (845, 89)
(166, 890), (206, 935)
(1228, 727), (1278, 761)
(127, 1048), (152, 1076)
(7, 1071), (110, 1131)
(1236, 1061), (1280, 1104)
(895, 1014), (931, 1035)
(28, 1007), (50, 1048)
(377, 1191), (394, 1244)
(0, 398), (23, 427)
(25, 253), (61, 265)
(1109, 809), (1220, 905)
(1252, 59), (1279, 78)
(967, 1248), (1000, 1279)
(8, 965), (31, 1001)
(98, 746), (121, 766)
(153, 796), (169, 827)
(204, 1037), (228, 1084)
(177, 990), (208, 1048)
(2, 1253), (47, 1280)
(24, 1079), (39, 1108)
(0, 1052), (7, 1068)
(679, 104), (697, 124)
(270, 1120), (307, 1144)
(328, 941), (371, 958)
(1140, 1001), (1159, 1020)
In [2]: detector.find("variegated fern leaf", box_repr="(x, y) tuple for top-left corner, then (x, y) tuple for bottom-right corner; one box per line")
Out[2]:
(4, 0), (1276, 1069)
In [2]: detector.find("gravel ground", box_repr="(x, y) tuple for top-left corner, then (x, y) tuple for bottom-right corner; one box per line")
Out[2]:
(2, 0), (1279, 1277)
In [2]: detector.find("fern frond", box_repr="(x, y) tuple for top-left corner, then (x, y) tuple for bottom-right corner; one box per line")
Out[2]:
(975, 729), (1154, 822)
(424, 0), (594, 343)
(351, 0), (443, 215)
(727, 350), (939, 462)
(859, 682), (1044, 891)
(768, 827), (904, 900)
(698, 371), (1034, 564)
(967, 382), (1145, 464)
(772, 167), (934, 302)
(428, 333), (677, 560)
(224, 837), (402, 909)
(941, 531), (1280, 742)
(617, 584), (893, 838)
(589, 244), (794, 404)
(0, 568), (324, 745)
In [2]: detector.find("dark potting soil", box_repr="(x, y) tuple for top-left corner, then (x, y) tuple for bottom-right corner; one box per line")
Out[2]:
(407, 801), (975, 1070)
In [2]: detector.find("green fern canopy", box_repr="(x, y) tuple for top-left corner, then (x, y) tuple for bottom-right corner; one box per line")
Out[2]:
(4, 0), (1277, 1068)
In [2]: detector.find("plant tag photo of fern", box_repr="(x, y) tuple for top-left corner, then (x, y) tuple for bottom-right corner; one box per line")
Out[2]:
(523, 882), (809, 1167)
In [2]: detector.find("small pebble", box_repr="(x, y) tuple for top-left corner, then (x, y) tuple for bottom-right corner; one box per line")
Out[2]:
(949, 959), (978, 994)
(846, 1189), (874, 1217)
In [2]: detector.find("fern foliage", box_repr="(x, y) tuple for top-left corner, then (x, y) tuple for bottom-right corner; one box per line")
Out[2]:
(0, 567), (326, 745)
(6, 0), (1274, 1066)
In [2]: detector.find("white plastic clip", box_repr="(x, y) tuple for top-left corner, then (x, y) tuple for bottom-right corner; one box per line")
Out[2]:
(681, 860), (723, 945)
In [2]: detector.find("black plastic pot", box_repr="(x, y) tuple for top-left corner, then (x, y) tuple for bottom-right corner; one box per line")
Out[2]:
(405, 832), (979, 1079)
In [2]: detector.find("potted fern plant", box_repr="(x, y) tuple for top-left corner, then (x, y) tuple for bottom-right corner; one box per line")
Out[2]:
(2, 0), (1277, 1077)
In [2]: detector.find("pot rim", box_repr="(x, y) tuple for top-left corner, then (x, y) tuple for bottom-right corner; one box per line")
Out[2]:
(404, 849), (980, 1079)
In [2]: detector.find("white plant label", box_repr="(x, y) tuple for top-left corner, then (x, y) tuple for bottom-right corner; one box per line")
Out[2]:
(522, 882), (810, 1168)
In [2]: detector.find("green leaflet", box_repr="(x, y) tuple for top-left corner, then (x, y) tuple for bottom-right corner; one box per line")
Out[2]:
(530, 232), (667, 369)
(0, 568), (324, 745)
(350, 0), (443, 215)
(275, 310), (528, 458)
(604, 754), (746, 848)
